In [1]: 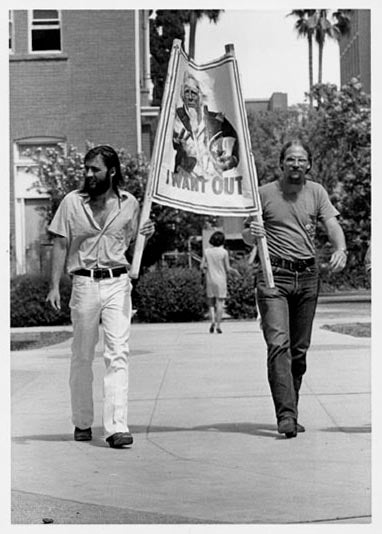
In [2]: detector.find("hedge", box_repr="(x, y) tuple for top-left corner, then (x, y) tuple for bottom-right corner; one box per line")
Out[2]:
(11, 274), (72, 327)
(226, 260), (258, 319)
(134, 266), (207, 322)
(10, 258), (369, 328)
(10, 269), (207, 327)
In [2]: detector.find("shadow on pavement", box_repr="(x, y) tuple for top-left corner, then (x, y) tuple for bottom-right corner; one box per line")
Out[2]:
(13, 421), (370, 447)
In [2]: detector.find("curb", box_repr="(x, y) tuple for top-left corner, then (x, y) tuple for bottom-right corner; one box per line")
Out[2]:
(318, 292), (371, 304)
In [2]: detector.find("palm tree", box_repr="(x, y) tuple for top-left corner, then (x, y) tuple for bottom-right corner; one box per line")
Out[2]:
(332, 9), (353, 37)
(314, 9), (352, 84)
(186, 10), (222, 59)
(288, 10), (317, 107)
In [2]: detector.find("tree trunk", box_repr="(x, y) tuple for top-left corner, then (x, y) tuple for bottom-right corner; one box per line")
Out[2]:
(188, 11), (197, 59)
(308, 33), (313, 108)
(318, 42), (323, 84)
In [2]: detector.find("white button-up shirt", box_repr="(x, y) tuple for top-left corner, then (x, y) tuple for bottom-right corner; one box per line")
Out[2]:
(48, 189), (140, 273)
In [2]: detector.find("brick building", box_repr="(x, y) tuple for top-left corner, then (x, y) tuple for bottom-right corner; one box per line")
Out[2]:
(9, 9), (154, 277)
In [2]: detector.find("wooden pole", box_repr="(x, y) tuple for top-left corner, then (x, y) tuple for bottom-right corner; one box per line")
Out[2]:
(129, 39), (182, 279)
(224, 44), (274, 288)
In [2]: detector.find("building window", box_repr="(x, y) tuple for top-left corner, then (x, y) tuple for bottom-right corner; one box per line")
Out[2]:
(9, 10), (13, 52)
(30, 10), (61, 52)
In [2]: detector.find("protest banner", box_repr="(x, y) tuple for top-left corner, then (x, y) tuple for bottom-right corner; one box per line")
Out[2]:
(130, 40), (273, 287)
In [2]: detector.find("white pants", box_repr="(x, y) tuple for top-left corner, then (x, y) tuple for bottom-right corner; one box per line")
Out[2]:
(69, 273), (132, 439)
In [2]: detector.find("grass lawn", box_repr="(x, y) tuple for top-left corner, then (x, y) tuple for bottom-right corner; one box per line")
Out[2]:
(321, 322), (371, 337)
(11, 331), (73, 351)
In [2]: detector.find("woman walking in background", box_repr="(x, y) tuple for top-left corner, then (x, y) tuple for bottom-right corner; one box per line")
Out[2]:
(201, 231), (239, 334)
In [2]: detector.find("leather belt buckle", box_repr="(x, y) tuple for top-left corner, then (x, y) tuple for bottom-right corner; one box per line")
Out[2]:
(295, 260), (306, 272)
(93, 269), (108, 279)
(270, 255), (314, 272)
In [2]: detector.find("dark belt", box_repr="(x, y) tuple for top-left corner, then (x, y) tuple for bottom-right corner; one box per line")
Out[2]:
(72, 266), (128, 279)
(270, 255), (315, 272)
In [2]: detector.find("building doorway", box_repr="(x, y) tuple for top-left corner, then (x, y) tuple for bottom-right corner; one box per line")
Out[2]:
(13, 140), (64, 275)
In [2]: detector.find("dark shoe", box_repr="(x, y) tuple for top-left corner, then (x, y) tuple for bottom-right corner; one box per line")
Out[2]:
(297, 423), (305, 433)
(209, 324), (215, 333)
(216, 327), (222, 334)
(277, 418), (297, 438)
(74, 427), (92, 441)
(106, 432), (133, 448)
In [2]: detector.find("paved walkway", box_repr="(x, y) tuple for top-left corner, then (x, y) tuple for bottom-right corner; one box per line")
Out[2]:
(10, 301), (371, 525)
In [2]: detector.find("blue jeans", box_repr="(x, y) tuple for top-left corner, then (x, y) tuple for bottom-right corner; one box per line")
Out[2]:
(257, 264), (319, 423)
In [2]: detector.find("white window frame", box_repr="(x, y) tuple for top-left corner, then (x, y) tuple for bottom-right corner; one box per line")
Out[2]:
(9, 10), (14, 53)
(28, 9), (62, 54)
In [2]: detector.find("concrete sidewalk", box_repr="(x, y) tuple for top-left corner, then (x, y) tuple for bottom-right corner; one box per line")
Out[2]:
(10, 301), (371, 525)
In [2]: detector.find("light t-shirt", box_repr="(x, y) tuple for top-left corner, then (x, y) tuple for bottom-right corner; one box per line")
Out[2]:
(246, 179), (339, 260)
(48, 189), (140, 274)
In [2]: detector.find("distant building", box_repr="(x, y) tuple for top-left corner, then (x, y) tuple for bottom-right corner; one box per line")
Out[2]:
(245, 92), (288, 114)
(9, 9), (154, 277)
(339, 9), (371, 94)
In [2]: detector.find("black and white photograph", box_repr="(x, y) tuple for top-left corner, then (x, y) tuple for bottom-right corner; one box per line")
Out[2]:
(5, 0), (378, 531)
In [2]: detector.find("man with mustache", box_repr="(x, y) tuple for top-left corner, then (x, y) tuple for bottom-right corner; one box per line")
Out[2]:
(243, 140), (347, 438)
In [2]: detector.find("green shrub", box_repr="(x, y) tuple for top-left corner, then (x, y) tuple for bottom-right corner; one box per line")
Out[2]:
(134, 267), (207, 322)
(318, 264), (370, 293)
(11, 274), (72, 327)
(316, 242), (370, 292)
(226, 260), (258, 319)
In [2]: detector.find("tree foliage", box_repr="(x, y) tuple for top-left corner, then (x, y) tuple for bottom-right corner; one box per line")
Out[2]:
(288, 10), (316, 106)
(247, 108), (302, 184)
(150, 9), (223, 105)
(313, 9), (352, 84)
(307, 79), (371, 263)
(288, 9), (352, 106)
(150, 10), (188, 106)
(31, 143), (149, 226)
